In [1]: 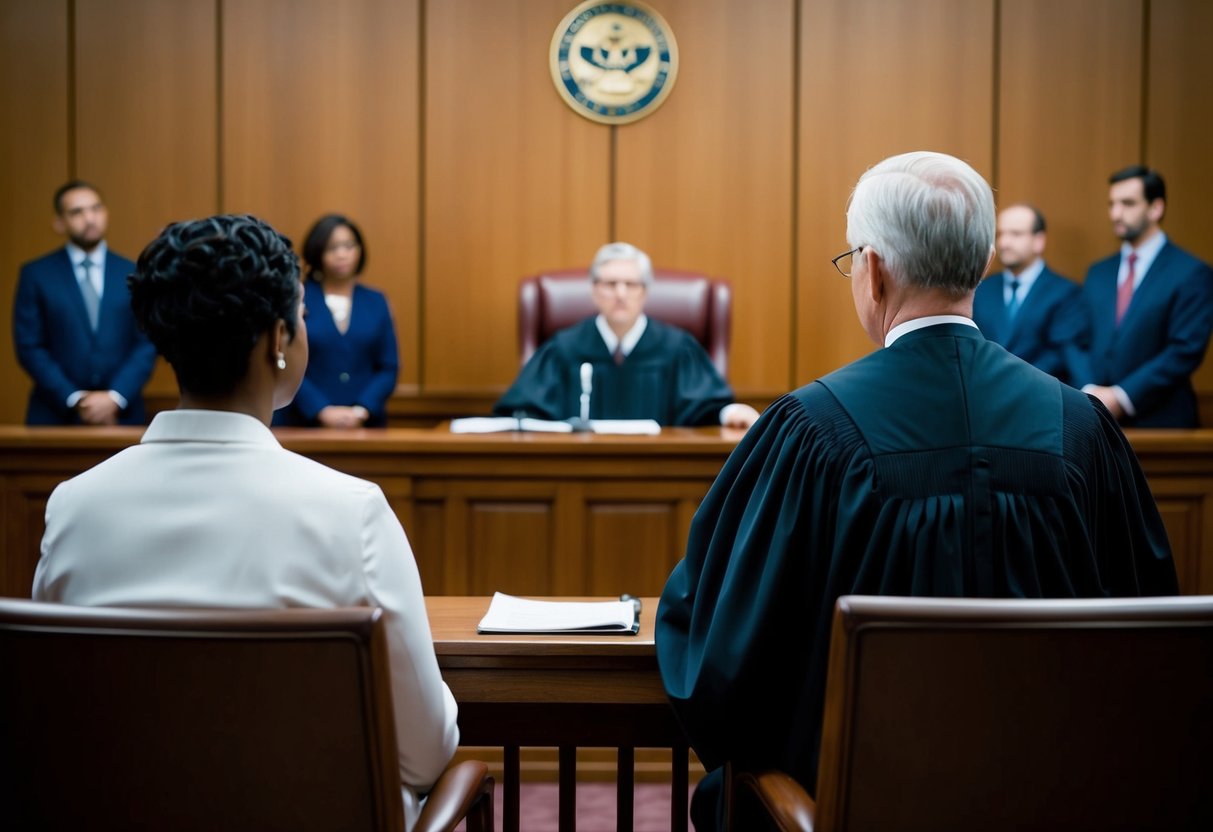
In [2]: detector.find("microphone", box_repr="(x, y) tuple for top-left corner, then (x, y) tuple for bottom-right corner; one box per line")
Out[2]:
(569, 362), (593, 431)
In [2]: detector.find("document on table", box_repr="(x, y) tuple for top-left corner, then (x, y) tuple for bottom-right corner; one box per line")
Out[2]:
(589, 419), (661, 435)
(450, 417), (573, 434)
(476, 592), (640, 635)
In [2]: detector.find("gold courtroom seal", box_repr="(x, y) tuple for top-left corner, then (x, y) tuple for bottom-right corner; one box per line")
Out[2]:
(550, 1), (679, 125)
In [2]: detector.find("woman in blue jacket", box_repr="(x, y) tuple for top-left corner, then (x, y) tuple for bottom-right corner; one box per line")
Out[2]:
(276, 214), (399, 427)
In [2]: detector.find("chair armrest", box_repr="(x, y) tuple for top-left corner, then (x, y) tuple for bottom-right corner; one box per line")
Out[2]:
(734, 769), (816, 832)
(413, 759), (495, 832)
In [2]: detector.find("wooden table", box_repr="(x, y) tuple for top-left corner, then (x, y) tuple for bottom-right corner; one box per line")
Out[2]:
(427, 595), (687, 832)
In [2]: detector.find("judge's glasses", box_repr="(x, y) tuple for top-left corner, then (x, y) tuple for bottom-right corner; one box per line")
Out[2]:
(831, 246), (865, 278)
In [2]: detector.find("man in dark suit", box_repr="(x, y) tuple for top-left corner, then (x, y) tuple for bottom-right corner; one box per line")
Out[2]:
(1075, 165), (1213, 427)
(972, 203), (1087, 383)
(656, 151), (1176, 830)
(13, 181), (156, 425)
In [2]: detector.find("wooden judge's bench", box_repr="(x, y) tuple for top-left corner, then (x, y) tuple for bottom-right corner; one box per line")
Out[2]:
(0, 425), (1211, 599)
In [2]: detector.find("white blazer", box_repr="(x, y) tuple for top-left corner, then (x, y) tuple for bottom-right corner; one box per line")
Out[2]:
(33, 409), (458, 829)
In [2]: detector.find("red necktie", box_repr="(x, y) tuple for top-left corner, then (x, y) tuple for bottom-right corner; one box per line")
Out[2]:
(1116, 252), (1137, 326)
(613, 345), (624, 366)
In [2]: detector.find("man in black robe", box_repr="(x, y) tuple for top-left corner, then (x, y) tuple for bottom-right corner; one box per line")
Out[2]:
(655, 151), (1177, 830)
(493, 242), (760, 428)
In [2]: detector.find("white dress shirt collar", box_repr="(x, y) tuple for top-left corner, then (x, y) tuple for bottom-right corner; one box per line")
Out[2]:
(66, 240), (107, 270)
(595, 313), (649, 357)
(142, 409), (281, 447)
(1119, 231), (1167, 290)
(1002, 258), (1045, 304)
(885, 315), (979, 347)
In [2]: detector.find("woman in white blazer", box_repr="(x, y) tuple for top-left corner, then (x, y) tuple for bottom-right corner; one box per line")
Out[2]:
(32, 214), (458, 829)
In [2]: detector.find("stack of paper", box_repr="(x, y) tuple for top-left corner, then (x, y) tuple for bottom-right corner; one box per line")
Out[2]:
(476, 592), (640, 635)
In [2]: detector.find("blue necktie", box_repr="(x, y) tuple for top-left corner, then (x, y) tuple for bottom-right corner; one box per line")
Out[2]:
(1006, 278), (1021, 321)
(79, 258), (101, 331)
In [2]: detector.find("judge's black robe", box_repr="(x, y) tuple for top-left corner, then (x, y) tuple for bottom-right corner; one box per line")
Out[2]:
(655, 323), (1177, 830)
(493, 317), (734, 426)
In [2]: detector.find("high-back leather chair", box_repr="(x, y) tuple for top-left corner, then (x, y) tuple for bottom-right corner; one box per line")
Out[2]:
(0, 600), (493, 832)
(729, 594), (1213, 832)
(518, 269), (733, 378)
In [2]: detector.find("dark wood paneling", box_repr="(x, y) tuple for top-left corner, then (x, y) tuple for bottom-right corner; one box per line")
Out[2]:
(0, 0), (69, 426)
(423, 0), (610, 391)
(222, 0), (421, 384)
(997, 0), (1143, 282)
(75, 0), (218, 401)
(797, 0), (996, 384)
(1147, 0), (1213, 396)
(469, 501), (556, 595)
(615, 0), (795, 396)
(586, 501), (678, 596)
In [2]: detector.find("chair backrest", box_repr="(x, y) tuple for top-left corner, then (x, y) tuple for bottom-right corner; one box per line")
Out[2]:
(0, 600), (404, 832)
(518, 269), (733, 378)
(813, 594), (1213, 832)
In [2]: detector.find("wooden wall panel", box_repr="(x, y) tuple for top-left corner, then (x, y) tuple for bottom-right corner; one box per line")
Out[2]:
(586, 501), (678, 597)
(0, 1), (69, 426)
(797, 0), (996, 384)
(468, 501), (555, 595)
(222, 0), (421, 384)
(75, 0), (218, 400)
(424, 0), (610, 392)
(997, 0), (1143, 282)
(1147, 0), (1213, 393)
(615, 0), (795, 397)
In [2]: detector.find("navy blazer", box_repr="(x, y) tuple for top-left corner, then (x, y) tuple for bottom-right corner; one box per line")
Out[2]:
(13, 247), (156, 425)
(275, 280), (400, 427)
(1074, 240), (1213, 427)
(973, 265), (1088, 384)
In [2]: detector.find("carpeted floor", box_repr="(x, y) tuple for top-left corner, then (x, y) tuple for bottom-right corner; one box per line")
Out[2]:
(457, 781), (694, 831)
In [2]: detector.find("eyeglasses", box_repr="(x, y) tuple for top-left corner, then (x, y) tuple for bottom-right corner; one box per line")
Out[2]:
(593, 279), (646, 293)
(831, 246), (864, 278)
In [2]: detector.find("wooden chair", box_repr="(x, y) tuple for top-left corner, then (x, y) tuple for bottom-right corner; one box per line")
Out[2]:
(0, 599), (493, 832)
(729, 594), (1213, 832)
(518, 269), (733, 378)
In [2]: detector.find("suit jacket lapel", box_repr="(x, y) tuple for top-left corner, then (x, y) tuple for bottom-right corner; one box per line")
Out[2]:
(1119, 242), (1171, 331)
(55, 248), (96, 334)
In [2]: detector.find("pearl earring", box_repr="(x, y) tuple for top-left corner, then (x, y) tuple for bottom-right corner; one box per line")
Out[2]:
(276, 353), (287, 370)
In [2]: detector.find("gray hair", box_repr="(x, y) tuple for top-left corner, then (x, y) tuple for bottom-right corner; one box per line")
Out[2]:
(846, 151), (995, 297)
(589, 242), (653, 285)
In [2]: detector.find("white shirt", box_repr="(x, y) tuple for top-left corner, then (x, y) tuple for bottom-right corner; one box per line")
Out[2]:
(885, 315), (979, 347)
(1002, 258), (1045, 308)
(1118, 231), (1167, 294)
(33, 410), (458, 830)
(594, 313), (751, 426)
(594, 313), (648, 357)
(66, 240), (107, 302)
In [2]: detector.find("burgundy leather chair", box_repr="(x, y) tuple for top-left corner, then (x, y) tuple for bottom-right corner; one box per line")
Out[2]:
(518, 269), (733, 378)
(0, 600), (493, 832)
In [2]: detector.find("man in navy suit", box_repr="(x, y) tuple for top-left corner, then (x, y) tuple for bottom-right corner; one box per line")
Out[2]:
(1076, 166), (1213, 427)
(973, 204), (1087, 384)
(13, 181), (156, 425)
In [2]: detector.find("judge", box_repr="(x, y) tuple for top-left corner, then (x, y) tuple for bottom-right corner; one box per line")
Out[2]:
(493, 242), (760, 428)
(655, 152), (1177, 830)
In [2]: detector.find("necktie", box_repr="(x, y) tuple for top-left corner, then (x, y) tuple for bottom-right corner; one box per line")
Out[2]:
(1006, 278), (1021, 321)
(1116, 252), (1137, 326)
(79, 258), (101, 331)
(613, 344), (624, 366)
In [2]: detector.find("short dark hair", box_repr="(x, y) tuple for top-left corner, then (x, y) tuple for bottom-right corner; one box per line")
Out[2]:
(301, 214), (366, 282)
(1109, 165), (1166, 204)
(129, 215), (301, 396)
(1004, 202), (1047, 234)
(54, 180), (103, 214)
